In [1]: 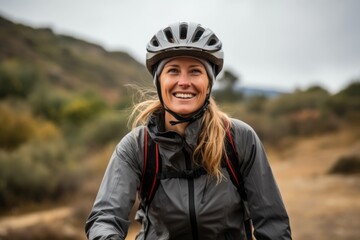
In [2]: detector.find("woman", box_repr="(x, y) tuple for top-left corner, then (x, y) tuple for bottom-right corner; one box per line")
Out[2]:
(85, 22), (292, 240)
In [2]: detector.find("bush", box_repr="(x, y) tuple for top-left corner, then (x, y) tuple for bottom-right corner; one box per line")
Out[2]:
(31, 89), (107, 126)
(0, 59), (40, 99)
(326, 81), (360, 119)
(328, 155), (360, 175)
(0, 104), (35, 149)
(245, 95), (267, 113)
(267, 86), (330, 116)
(0, 139), (82, 210)
(61, 92), (106, 125)
(259, 86), (339, 138)
(29, 87), (69, 123)
(286, 109), (339, 136)
(80, 110), (129, 148)
(0, 104), (60, 150)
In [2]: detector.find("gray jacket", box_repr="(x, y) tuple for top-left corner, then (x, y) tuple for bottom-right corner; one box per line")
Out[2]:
(85, 113), (291, 240)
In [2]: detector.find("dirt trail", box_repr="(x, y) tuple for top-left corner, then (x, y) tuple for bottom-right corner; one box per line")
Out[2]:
(269, 130), (360, 240)
(0, 207), (73, 235)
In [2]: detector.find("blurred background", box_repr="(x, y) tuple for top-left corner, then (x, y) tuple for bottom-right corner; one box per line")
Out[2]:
(0, 1), (359, 239)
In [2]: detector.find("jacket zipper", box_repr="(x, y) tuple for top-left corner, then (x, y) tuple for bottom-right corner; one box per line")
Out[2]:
(183, 148), (199, 240)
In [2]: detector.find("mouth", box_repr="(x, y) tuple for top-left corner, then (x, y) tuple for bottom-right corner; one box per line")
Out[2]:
(173, 92), (196, 99)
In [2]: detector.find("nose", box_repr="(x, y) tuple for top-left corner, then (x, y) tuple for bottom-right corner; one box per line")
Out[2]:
(178, 73), (191, 87)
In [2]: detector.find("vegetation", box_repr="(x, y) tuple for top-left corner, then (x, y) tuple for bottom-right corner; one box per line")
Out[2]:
(216, 81), (360, 143)
(0, 59), (40, 98)
(213, 69), (243, 102)
(0, 15), (147, 212)
(328, 155), (360, 175)
(0, 14), (359, 231)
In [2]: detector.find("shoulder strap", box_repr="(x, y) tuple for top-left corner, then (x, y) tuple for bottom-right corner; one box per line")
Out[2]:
(139, 128), (162, 208)
(224, 125), (247, 200)
(224, 123), (253, 240)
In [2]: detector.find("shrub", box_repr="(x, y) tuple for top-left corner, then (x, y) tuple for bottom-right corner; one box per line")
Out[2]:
(80, 110), (129, 148)
(61, 92), (106, 125)
(267, 86), (330, 117)
(328, 155), (360, 175)
(0, 139), (82, 210)
(287, 109), (339, 135)
(337, 80), (360, 97)
(245, 95), (267, 113)
(0, 59), (40, 99)
(326, 81), (360, 119)
(260, 86), (339, 138)
(29, 87), (69, 123)
(0, 104), (60, 150)
(0, 104), (36, 149)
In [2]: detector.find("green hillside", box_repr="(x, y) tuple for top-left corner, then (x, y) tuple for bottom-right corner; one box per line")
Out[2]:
(0, 15), (154, 213)
(0, 15), (151, 103)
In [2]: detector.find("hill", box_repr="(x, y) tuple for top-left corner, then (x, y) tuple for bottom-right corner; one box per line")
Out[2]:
(0, 15), (151, 103)
(237, 86), (284, 98)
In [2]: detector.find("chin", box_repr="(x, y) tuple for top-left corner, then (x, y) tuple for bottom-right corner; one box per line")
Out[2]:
(173, 108), (198, 117)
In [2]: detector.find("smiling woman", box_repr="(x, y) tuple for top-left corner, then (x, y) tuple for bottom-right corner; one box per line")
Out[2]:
(85, 22), (292, 240)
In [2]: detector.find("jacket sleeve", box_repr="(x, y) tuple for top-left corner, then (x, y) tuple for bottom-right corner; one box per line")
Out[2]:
(85, 128), (143, 240)
(232, 119), (292, 240)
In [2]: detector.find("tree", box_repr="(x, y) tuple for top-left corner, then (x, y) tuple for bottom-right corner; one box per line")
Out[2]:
(213, 69), (243, 102)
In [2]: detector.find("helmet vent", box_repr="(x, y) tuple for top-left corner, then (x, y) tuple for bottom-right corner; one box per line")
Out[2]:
(164, 28), (175, 43)
(151, 37), (159, 47)
(208, 36), (218, 46)
(193, 28), (204, 42)
(179, 24), (188, 39)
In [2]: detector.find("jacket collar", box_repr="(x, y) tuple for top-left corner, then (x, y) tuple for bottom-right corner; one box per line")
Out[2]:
(147, 110), (202, 152)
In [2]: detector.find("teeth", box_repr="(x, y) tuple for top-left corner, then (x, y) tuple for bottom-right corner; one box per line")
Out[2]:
(175, 93), (194, 99)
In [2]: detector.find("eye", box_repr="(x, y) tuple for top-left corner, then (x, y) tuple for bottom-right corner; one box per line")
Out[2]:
(189, 68), (203, 75)
(167, 68), (179, 74)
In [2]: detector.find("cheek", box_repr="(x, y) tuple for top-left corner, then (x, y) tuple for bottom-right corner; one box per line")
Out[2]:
(159, 78), (174, 100)
(160, 78), (169, 91)
(206, 83), (210, 93)
(202, 81), (210, 95)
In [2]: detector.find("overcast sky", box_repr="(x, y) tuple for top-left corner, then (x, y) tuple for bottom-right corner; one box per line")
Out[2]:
(0, 0), (359, 93)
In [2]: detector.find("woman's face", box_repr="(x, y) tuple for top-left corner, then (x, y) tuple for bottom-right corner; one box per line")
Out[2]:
(159, 57), (210, 117)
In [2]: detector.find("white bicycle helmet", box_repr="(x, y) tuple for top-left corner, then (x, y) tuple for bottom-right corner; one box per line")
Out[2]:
(146, 22), (224, 77)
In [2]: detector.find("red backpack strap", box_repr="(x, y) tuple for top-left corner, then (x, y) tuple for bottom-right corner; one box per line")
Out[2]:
(224, 121), (244, 194)
(224, 121), (253, 240)
(139, 127), (162, 209)
(139, 128), (148, 194)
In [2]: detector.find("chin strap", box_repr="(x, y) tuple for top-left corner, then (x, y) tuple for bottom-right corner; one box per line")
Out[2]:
(168, 97), (210, 126)
(155, 79), (210, 126)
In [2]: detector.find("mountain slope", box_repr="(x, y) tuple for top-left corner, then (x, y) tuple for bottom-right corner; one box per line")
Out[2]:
(0, 16), (151, 103)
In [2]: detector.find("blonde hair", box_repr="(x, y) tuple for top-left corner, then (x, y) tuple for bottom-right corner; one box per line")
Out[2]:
(130, 88), (230, 182)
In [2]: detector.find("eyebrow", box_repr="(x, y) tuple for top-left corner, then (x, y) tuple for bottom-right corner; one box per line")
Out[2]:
(164, 64), (203, 68)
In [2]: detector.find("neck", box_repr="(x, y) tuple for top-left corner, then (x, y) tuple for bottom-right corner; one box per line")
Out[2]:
(164, 111), (189, 136)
